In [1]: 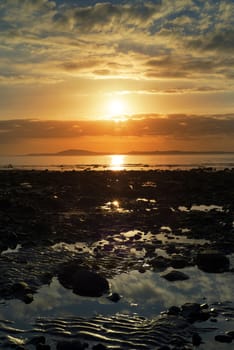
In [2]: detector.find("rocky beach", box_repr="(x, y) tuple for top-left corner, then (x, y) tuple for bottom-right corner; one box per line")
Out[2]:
(0, 169), (233, 349)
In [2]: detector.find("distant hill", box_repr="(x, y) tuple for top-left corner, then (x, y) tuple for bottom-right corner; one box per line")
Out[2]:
(26, 149), (105, 156)
(25, 149), (234, 156)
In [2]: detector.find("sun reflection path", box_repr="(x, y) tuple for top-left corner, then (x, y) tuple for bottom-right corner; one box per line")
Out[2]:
(109, 155), (125, 170)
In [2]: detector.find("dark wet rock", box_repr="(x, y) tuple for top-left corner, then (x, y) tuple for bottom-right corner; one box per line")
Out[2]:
(162, 270), (189, 281)
(170, 255), (188, 269)
(11, 281), (34, 303)
(107, 292), (121, 302)
(196, 250), (230, 272)
(192, 332), (203, 346)
(168, 306), (181, 315)
(58, 264), (109, 297)
(28, 336), (46, 345)
(36, 344), (51, 350)
(181, 303), (210, 323)
(92, 344), (107, 350)
(215, 334), (233, 343)
(138, 266), (146, 273)
(57, 341), (89, 349)
(226, 331), (234, 339)
(151, 256), (170, 271)
(181, 303), (201, 317)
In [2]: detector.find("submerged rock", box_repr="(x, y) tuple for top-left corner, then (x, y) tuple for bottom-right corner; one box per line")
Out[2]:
(161, 270), (189, 281)
(196, 250), (230, 272)
(58, 264), (109, 297)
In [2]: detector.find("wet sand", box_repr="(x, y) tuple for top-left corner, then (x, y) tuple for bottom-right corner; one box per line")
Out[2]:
(0, 169), (233, 349)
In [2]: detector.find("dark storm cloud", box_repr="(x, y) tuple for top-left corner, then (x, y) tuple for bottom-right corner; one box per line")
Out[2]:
(1, 114), (234, 143)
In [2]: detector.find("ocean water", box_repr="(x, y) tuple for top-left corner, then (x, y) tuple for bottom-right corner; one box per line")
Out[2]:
(1, 153), (234, 171)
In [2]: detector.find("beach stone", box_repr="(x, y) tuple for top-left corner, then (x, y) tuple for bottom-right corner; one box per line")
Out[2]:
(168, 306), (180, 315)
(196, 250), (230, 272)
(28, 336), (46, 345)
(171, 255), (188, 268)
(57, 341), (88, 350)
(107, 292), (121, 302)
(11, 281), (34, 303)
(58, 265), (109, 297)
(162, 270), (189, 281)
(181, 303), (210, 323)
(192, 333), (202, 346)
(215, 334), (232, 343)
(36, 344), (51, 350)
(151, 256), (170, 271)
(92, 344), (107, 350)
(226, 331), (234, 339)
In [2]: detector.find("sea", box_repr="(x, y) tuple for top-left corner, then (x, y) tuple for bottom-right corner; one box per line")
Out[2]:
(0, 153), (234, 171)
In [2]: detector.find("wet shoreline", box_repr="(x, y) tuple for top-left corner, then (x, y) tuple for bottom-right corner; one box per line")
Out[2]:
(0, 169), (233, 349)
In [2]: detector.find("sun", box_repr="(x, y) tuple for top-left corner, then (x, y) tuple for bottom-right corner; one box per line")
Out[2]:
(108, 99), (125, 116)
(109, 155), (125, 170)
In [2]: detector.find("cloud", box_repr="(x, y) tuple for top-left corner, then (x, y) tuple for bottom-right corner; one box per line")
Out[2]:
(53, 2), (162, 32)
(1, 114), (234, 144)
(187, 29), (234, 53)
(0, 0), (233, 86)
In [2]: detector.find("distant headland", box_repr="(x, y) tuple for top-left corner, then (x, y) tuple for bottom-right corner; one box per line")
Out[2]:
(25, 149), (234, 156)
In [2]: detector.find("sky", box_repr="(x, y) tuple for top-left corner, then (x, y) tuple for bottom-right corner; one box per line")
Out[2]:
(0, 0), (234, 154)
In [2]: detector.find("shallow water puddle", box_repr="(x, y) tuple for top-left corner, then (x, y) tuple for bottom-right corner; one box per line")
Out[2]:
(178, 204), (224, 212)
(0, 266), (233, 349)
(0, 266), (233, 326)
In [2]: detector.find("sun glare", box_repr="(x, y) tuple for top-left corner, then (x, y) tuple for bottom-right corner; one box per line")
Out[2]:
(110, 155), (125, 170)
(109, 99), (124, 115)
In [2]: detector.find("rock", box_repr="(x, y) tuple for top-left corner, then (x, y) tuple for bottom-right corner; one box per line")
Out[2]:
(161, 270), (189, 281)
(226, 331), (234, 339)
(92, 344), (107, 350)
(168, 306), (181, 315)
(36, 344), (51, 350)
(170, 255), (188, 269)
(107, 292), (121, 302)
(151, 256), (170, 271)
(196, 250), (230, 273)
(11, 282), (34, 303)
(181, 303), (201, 317)
(181, 303), (210, 323)
(22, 293), (34, 304)
(28, 336), (46, 345)
(215, 334), (232, 343)
(192, 332), (202, 346)
(58, 265), (109, 297)
(56, 341), (89, 350)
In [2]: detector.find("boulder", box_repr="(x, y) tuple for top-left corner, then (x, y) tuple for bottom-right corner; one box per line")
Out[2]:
(196, 250), (230, 272)
(58, 264), (109, 297)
